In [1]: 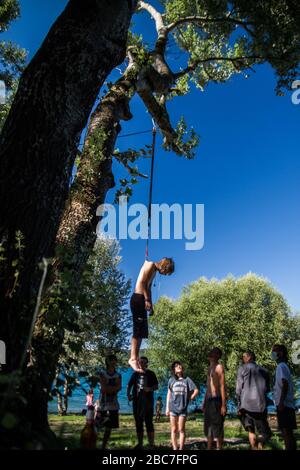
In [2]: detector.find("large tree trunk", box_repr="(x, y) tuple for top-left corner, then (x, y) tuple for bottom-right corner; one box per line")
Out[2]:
(25, 74), (135, 441)
(26, 53), (178, 443)
(0, 0), (137, 374)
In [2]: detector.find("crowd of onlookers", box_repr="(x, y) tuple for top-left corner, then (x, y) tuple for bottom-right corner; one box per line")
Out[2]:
(84, 343), (298, 450)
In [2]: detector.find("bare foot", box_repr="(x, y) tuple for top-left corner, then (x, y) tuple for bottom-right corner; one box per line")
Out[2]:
(128, 358), (143, 372)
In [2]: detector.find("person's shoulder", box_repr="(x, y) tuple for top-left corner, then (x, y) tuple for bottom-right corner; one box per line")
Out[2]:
(216, 363), (224, 373)
(277, 362), (289, 371)
(168, 377), (175, 386)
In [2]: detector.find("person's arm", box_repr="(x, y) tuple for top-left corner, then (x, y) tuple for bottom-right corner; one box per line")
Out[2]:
(202, 374), (208, 412)
(127, 373), (135, 401)
(99, 373), (108, 393)
(188, 378), (199, 401)
(278, 378), (289, 411)
(165, 388), (171, 416)
(140, 261), (155, 311)
(236, 367), (243, 414)
(217, 364), (227, 416)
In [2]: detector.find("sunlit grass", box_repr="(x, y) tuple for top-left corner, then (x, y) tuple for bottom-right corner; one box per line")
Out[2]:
(49, 413), (300, 450)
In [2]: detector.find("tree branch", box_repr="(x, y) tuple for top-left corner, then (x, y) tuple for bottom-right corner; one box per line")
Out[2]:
(166, 15), (254, 37)
(138, 1), (168, 54)
(138, 1), (165, 34)
(114, 151), (148, 179)
(173, 55), (264, 79)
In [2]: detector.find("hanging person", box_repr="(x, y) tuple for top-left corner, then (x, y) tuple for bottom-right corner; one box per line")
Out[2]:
(128, 258), (174, 373)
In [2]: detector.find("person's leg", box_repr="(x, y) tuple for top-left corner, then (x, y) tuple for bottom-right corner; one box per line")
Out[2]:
(207, 436), (214, 450)
(129, 337), (143, 372)
(248, 431), (258, 450)
(102, 428), (111, 450)
(257, 440), (264, 451)
(178, 416), (186, 450)
(145, 408), (155, 447)
(170, 416), (179, 450)
(134, 408), (144, 447)
(281, 428), (297, 450)
(216, 436), (223, 450)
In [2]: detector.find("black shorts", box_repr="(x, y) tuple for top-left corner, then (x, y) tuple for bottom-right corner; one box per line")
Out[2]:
(276, 406), (297, 430)
(130, 293), (148, 339)
(204, 396), (224, 438)
(239, 409), (272, 440)
(96, 410), (119, 429)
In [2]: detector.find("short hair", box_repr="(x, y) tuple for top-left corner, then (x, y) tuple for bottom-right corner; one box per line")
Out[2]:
(140, 356), (148, 364)
(273, 344), (288, 360)
(105, 354), (117, 367)
(160, 258), (175, 275)
(244, 350), (256, 361)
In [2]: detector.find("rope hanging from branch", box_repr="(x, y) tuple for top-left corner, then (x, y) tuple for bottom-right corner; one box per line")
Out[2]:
(145, 121), (157, 260)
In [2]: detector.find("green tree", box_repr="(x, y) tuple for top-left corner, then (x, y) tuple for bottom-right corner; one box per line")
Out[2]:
(0, 0), (26, 129)
(0, 0), (137, 384)
(51, 237), (131, 415)
(148, 274), (300, 394)
(28, 0), (300, 442)
(2, 0), (300, 447)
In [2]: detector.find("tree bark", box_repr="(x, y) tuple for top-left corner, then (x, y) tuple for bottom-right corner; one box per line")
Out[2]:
(0, 0), (137, 374)
(26, 73), (135, 438)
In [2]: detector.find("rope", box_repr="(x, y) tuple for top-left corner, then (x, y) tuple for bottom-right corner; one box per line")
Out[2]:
(119, 129), (153, 138)
(145, 122), (157, 260)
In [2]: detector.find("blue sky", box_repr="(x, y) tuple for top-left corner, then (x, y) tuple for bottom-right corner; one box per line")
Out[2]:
(3, 0), (300, 311)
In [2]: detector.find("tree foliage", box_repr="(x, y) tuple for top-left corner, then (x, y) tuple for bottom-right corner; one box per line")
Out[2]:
(148, 274), (300, 394)
(0, 0), (26, 129)
(51, 236), (131, 414)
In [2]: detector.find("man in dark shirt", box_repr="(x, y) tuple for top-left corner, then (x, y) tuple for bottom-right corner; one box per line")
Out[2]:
(127, 356), (158, 449)
(236, 350), (272, 450)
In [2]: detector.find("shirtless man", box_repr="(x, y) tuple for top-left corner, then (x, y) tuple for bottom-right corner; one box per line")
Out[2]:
(202, 347), (227, 450)
(128, 258), (174, 372)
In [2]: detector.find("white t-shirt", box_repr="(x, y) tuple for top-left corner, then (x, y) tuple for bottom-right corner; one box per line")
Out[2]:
(273, 362), (295, 408)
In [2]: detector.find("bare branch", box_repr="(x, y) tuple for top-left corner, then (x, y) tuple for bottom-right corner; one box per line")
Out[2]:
(166, 15), (254, 37)
(138, 1), (168, 54)
(138, 1), (165, 34)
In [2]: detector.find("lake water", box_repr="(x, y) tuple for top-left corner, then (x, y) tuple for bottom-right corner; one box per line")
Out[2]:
(48, 368), (206, 415)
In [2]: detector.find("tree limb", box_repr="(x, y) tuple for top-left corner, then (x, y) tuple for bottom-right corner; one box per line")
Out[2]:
(166, 15), (254, 37)
(173, 55), (264, 79)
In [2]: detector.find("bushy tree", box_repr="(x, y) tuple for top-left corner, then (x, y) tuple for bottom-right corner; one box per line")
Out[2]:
(51, 236), (131, 415)
(148, 274), (300, 395)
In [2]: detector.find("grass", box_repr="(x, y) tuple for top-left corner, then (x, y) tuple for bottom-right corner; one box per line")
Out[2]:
(49, 413), (300, 450)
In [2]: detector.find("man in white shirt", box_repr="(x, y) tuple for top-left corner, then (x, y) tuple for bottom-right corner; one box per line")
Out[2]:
(272, 344), (297, 450)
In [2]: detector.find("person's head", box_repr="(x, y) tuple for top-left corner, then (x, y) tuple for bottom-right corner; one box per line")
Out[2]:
(88, 388), (94, 395)
(208, 347), (222, 363)
(242, 350), (256, 364)
(157, 258), (175, 276)
(105, 354), (118, 369)
(140, 356), (149, 371)
(171, 360), (183, 378)
(157, 396), (162, 401)
(272, 344), (288, 363)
